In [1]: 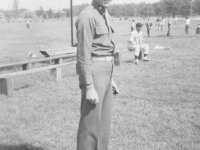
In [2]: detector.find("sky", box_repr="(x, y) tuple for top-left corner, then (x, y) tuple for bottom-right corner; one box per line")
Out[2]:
(0, 0), (160, 11)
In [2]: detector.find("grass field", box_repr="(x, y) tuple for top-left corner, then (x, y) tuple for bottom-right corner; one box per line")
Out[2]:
(0, 17), (200, 150)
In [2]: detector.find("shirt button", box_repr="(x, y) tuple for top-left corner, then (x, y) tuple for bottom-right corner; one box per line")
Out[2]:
(99, 7), (102, 10)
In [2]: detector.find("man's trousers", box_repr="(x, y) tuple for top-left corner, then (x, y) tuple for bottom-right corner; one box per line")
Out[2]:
(77, 60), (113, 150)
(185, 25), (189, 34)
(127, 43), (149, 56)
(147, 28), (150, 37)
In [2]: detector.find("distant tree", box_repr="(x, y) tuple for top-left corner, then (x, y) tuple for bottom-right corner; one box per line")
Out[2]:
(179, 0), (192, 17)
(62, 8), (70, 17)
(13, 0), (19, 17)
(35, 6), (44, 17)
(47, 8), (53, 18)
(193, 0), (200, 15)
(152, 2), (162, 16)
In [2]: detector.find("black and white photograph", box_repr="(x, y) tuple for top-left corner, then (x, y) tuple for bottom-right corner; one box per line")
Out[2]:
(0, 0), (200, 150)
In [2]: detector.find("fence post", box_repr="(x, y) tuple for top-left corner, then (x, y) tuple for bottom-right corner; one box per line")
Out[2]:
(22, 63), (32, 70)
(51, 58), (62, 81)
(0, 78), (14, 96)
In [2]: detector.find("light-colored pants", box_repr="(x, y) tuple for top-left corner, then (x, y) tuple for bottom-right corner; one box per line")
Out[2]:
(127, 43), (149, 56)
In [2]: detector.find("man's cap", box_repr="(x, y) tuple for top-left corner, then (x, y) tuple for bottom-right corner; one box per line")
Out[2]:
(136, 23), (143, 27)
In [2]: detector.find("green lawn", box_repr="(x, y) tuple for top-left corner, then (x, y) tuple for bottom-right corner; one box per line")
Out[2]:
(0, 17), (200, 150)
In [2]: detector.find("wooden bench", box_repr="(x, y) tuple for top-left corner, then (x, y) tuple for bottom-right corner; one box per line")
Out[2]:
(0, 54), (76, 96)
(40, 47), (77, 57)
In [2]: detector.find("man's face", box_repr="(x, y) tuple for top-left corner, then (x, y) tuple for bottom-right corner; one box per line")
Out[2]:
(137, 27), (142, 32)
(94, 0), (112, 8)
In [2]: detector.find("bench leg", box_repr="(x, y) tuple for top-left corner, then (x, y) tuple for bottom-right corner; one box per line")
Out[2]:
(139, 51), (144, 60)
(22, 63), (32, 70)
(0, 78), (14, 96)
(51, 58), (62, 81)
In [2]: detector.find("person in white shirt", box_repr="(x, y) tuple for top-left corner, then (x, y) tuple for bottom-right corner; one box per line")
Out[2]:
(185, 17), (190, 34)
(131, 19), (135, 32)
(161, 18), (165, 31)
(127, 23), (150, 65)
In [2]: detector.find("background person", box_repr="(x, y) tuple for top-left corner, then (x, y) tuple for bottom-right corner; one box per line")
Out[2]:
(196, 23), (200, 34)
(145, 19), (152, 37)
(185, 17), (190, 34)
(26, 18), (30, 29)
(156, 17), (161, 31)
(76, 0), (119, 150)
(167, 18), (171, 36)
(131, 19), (135, 31)
(161, 17), (165, 31)
(127, 23), (150, 65)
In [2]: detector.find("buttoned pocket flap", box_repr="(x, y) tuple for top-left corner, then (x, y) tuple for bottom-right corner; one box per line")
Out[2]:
(95, 27), (108, 34)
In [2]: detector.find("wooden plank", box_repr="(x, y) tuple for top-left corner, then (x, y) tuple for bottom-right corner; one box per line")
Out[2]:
(0, 78), (14, 96)
(40, 47), (77, 57)
(0, 54), (76, 69)
(0, 61), (76, 79)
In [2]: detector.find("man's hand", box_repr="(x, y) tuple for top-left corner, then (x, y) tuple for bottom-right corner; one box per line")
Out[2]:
(86, 84), (99, 104)
(112, 79), (119, 95)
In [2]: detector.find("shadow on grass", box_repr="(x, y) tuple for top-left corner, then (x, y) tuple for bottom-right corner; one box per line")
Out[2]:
(15, 85), (30, 91)
(123, 60), (133, 64)
(157, 35), (167, 37)
(0, 144), (45, 150)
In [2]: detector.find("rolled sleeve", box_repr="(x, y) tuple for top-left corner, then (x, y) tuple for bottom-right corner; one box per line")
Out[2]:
(76, 13), (94, 86)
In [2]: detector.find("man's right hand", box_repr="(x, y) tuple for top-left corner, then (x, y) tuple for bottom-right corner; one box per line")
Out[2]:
(86, 84), (99, 104)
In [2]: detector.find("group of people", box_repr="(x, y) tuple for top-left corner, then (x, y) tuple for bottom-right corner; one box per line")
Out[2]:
(183, 16), (200, 34)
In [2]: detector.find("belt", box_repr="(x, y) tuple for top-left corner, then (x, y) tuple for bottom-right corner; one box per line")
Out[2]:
(91, 56), (114, 61)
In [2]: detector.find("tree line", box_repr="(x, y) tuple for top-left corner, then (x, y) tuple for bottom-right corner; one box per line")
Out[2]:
(1, 0), (200, 19)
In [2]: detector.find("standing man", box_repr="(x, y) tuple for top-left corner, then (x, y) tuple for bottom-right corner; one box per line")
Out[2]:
(145, 19), (152, 37)
(131, 19), (135, 31)
(167, 18), (171, 36)
(26, 18), (30, 29)
(127, 23), (150, 65)
(156, 17), (161, 31)
(76, 0), (119, 150)
(185, 17), (190, 34)
(160, 17), (165, 31)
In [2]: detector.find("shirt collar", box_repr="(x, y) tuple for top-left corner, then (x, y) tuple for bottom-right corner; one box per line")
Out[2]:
(92, 0), (106, 15)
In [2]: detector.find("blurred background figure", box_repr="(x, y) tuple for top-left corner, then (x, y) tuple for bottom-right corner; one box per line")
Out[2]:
(167, 18), (172, 36)
(145, 19), (152, 37)
(131, 19), (135, 32)
(185, 17), (190, 34)
(196, 23), (200, 34)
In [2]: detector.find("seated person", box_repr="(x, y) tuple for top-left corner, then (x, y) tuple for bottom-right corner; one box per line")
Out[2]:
(127, 23), (150, 65)
(196, 23), (200, 34)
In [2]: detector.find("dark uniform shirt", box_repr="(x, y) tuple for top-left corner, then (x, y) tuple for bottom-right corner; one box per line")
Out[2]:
(76, 0), (115, 86)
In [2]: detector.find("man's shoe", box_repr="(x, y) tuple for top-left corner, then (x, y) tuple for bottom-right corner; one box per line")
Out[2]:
(135, 60), (139, 65)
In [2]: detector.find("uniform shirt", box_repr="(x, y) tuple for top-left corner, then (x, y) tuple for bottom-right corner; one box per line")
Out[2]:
(186, 19), (190, 25)
(128, 30), (143, 45)
(76, 0), (115, 86)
